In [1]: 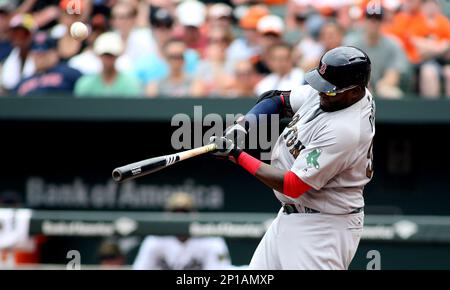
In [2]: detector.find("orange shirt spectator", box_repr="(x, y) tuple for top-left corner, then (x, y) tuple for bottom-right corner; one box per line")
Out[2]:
(383, 4), (450, 64)
(264, 0), (288, 4)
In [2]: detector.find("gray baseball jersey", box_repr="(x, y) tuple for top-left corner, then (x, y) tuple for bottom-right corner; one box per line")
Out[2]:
(271, 85), (375, 214)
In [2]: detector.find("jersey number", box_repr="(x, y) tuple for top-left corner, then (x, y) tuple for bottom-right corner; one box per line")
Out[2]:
(366, 139), (374, 179)
(366, 96), (375, 178)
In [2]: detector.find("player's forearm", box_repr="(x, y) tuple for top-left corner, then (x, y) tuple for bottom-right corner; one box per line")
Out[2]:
(236, 152), (311, 198)
(253, 160), (285, 193)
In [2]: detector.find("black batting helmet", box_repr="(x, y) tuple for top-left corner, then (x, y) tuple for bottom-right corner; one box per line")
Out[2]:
(305, 46), (371, 93)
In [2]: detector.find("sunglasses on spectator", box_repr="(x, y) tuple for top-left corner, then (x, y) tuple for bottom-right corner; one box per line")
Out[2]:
(295, 14), (308, 23)
(100, 54), (117, 59)
(154, 23), (173, 29)
(236, 70), (253, 76)
(113, 13), (135, 20)
(208, 37), (228, 44)
(262, 32), (281, 38)
(323, 85), (358, 96)
(167, 54), (184, 60)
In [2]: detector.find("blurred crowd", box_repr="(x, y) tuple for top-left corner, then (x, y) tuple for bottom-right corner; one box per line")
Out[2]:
(0, 0), (449, 99)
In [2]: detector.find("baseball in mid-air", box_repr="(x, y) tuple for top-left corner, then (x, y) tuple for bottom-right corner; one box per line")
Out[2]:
(70, 21), (89, 41)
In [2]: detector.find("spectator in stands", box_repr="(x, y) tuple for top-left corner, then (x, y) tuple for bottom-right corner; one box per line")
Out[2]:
(254, 42), (304, 96)
(297, 20), (345, 73)
(226, 5), (269, 71)
(0, 3), (13, 95)
(143, 1), (176, 29)
(146, 38), (194, 98)
(384, 0), (450, 98)
(283, 4), (316, 45)
(175, 0), (208, 56)
(207, 3), (234, 32)
(18, 0), (89, 29)
(75, 32), (142, 98)
(51, 0), (86, 63)
(98, 240), (126, 267)
(68, 13), (134, 75)
(191, 27), (235, 97)
(134, 7), (199, 86)
(286, 0), (354, 30)
(253, 14), (286, 75)
(228, 60), (259, 98)
(111, 1), (155, 66)
(233, 0), (287, 5)
(294, 13), (325, 72)
(418, 0), (450, 98)
(319, 21), (344, 53)
(0, 2), (13, 63)
(15, 32), (81, 96)
(383, 0), (428, 65)
(285, 0), (309, 31)
(344, 8), (410, 99)
(1, 14), (36, 92)
(133, 192), (231, 270)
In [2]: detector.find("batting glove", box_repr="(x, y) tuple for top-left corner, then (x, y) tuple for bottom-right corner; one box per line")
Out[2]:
(209, 136), (242, 161)
(224, 116), (248, 150)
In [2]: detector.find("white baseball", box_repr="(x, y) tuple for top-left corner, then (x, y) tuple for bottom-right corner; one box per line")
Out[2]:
(70, 21), (89, 41)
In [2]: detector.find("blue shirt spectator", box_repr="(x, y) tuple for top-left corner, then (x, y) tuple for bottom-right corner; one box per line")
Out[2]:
(134, 49), (199, 85)
(0, 41), (12, 62)
(15, 32), (81, 96)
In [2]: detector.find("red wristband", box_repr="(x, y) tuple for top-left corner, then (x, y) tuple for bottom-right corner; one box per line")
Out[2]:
(283, 171), (311, 198)
(237, 152), (262, 176)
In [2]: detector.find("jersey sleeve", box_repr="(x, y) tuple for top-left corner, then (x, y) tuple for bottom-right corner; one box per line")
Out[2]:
(289, 85), (315, 113)
(203, 238), (232, 270)
(291, 125), (358, 190)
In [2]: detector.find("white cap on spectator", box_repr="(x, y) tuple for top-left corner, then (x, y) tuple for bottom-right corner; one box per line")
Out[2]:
(383, 0), (402, 11)
(94, 32), (123, 56)
(0, 0), (16, 12)
(257, 15), (285, 35)
(176, 0), (206, 27)
(209, 3), (232, 19)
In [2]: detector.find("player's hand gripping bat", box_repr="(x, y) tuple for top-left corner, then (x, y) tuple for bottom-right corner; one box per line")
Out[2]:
(112, 143), (217, 183)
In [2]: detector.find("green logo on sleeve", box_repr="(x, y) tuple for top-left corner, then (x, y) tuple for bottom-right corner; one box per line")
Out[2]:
(306, 149), (322, 169)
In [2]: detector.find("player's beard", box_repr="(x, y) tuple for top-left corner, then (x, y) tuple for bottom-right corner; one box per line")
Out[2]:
(320, 95), (341, 112)
(319, 94), (352, 112)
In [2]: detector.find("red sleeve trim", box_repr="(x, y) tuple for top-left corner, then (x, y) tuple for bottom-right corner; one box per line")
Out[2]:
(280, 93), (285, 105)
(283, 171), (311, 198)
(237, 152), (262, 176)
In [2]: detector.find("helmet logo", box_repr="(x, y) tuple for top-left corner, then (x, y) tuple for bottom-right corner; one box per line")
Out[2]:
(319, 63), (327, 75)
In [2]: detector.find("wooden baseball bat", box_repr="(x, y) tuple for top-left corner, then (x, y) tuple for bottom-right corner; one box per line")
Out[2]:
(112, 143), (217, 183)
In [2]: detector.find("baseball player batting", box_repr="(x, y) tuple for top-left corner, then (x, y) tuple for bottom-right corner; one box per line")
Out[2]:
(210, 46), (375, 270)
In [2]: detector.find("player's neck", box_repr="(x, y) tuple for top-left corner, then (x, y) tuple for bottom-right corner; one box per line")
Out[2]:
(347, 90), (366, 108)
